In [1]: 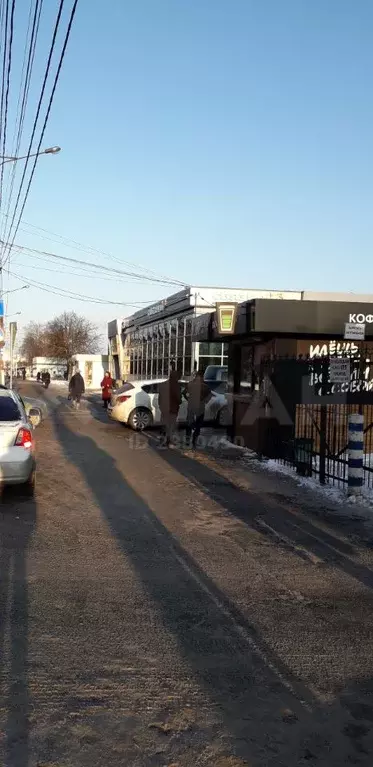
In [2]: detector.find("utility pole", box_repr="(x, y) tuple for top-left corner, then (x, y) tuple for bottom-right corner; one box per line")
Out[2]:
(9, 321), (17, 389)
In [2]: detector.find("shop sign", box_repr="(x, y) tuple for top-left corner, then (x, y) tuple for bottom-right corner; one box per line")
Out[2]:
(329, 358), (351, 384)
(349, 313), (373, 323)
(147, 301), (165, 317)
(216, 302), (238, 335)
(344, 322), (365, 340)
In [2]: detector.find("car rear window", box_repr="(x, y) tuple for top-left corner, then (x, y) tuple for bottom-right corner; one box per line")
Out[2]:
(142, 383), (159, 394)
(115, 383), (134, 395)
(0, 394), (22, 421)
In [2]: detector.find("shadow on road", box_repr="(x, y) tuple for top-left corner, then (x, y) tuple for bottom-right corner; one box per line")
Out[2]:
(147, 442), (373, 593)
(52, 410), (321, 764)
(0, 488), (36, 767)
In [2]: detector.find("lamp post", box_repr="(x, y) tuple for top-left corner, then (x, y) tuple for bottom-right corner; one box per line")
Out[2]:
(2, 285), (29, 297)
(0, 145), (60, 383)
(0, 146), (61, 166)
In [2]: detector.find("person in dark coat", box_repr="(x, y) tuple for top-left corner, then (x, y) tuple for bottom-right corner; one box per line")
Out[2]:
(69, 369), (85, 409)
(185, 370), (212, 448)
(158, 369), (182, 446)
(100, 371), (114, 409)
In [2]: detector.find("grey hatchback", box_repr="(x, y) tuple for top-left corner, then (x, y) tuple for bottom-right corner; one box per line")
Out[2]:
(0, 388), (40, 496)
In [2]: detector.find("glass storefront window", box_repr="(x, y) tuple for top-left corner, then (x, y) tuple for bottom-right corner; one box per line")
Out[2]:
(164, 352), (169, 375)
(184, 356), (192, 377)
(170, 321), (177, 356)
(199, 342), (223, 356)
(122, 312), (216, 380)
(185, 318), (192, 357)
(198, 356), (222, 372)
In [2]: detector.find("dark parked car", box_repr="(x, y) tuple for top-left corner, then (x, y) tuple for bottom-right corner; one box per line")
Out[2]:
(203, 365), (228, 393)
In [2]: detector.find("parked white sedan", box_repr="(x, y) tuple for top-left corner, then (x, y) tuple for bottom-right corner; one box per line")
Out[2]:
(108, 379), (227, 431)
(0, 387), (40, 495)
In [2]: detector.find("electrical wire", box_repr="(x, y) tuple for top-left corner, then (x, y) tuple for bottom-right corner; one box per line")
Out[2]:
(1, 214), (186, 286)
(1, 0), (15, 184)
(8, 268), (153, 307)
(6, 248), (163, 283)
(3, 240), (188, 286)
(1, 0), (72, 266)
(12, 259), (171, 289)
(1, 0), (43, 255)
(0, 0), (11, 208)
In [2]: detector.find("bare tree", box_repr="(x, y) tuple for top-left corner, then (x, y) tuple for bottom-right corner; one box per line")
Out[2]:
(20, 322), (48, 364)
(45, 311), (100, 367)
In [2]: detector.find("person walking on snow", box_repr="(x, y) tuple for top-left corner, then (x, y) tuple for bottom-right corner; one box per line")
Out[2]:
(69, 369), (85, 409)
(100, 371), (114, 409)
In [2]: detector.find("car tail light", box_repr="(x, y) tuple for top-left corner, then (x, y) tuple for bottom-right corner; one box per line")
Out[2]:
(15, 428), (33, 449)
(117, 395), (131, 403)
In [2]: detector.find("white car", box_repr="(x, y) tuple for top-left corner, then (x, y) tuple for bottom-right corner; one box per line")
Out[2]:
(0, 387), (40, 495)
(108, 379), (228, 431)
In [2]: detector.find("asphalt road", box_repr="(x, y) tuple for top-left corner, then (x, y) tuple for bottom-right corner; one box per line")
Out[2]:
(1, 382), (373, 766)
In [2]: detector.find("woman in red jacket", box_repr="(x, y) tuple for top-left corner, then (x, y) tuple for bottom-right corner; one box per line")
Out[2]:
(101, 370), (114, 409)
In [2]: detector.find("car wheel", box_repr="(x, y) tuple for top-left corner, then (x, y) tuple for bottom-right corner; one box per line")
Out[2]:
(23, 471), (36, 498)
(129, 407), (153, 431)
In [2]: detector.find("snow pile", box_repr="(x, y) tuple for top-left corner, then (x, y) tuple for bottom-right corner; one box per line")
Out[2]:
(259, 457), (373, 512)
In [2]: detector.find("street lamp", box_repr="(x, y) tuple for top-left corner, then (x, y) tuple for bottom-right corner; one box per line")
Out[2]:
(7, 312), (21, 318)
(0, 146), (61, 166)
(2, 285), (29, 296)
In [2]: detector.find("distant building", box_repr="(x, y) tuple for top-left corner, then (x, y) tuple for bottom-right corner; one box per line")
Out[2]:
(71, 354), (109, 390)
(31, 357), (66, 379)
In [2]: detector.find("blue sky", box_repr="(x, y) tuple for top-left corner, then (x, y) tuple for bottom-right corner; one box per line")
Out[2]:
(3, 0), (373, 338)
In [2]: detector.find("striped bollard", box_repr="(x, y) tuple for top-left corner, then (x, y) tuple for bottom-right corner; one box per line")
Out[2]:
(348, 413), (364, 495)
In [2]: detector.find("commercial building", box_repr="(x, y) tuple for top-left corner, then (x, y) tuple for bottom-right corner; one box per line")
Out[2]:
(192, 293), (373, 450)
(108, 286), (302, 381)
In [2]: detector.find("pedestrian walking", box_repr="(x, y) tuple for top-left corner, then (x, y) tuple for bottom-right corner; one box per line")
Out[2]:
(158, 369), (182, 446)
(69, 369), (85, 409)
(185, 370), (212, 448)
(101, 371), (114, 409)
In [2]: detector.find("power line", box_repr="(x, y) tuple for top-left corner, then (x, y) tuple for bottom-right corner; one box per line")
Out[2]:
(0, 211), (187, 287)
(2, 0), (77, 266)
(12, 258), (169, 290)
(1, 0), (44, 256)
(9, 215), (186, 285)
(8, 268), (152, 307)
(3, 240), (188, 286)
(0, 0), (12, 210)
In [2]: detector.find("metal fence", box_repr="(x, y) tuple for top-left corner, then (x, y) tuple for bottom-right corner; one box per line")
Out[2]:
(251, 351), (373, 489)
(277, 403), (373, 489)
